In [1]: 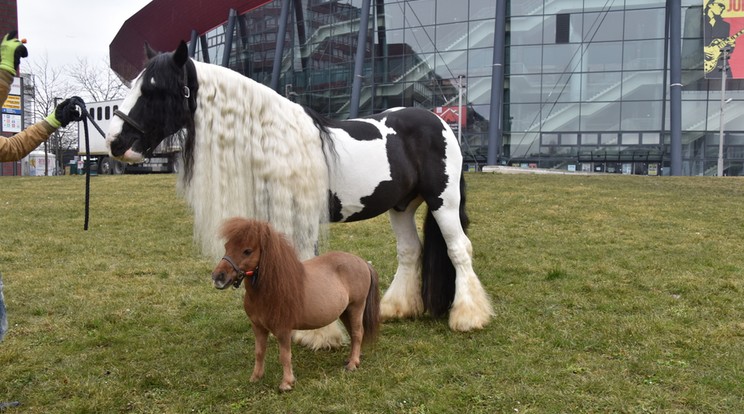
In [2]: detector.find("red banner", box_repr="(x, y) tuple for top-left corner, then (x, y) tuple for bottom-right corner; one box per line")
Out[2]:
(704, 0), (744, 78)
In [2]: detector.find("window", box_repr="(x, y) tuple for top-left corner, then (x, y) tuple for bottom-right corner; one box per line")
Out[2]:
(556, 13), (570, 44)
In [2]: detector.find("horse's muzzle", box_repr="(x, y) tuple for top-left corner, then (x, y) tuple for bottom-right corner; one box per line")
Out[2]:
(211, 271), (232, 290)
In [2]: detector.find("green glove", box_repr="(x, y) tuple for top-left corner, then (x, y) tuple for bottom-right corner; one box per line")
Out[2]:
(45, 97), (84, 128)
(0, 31), (28, 76)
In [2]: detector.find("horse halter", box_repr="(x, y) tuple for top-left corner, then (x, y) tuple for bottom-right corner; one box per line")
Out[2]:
(113, 64), (193, 136)
(220, 255), (258, 288)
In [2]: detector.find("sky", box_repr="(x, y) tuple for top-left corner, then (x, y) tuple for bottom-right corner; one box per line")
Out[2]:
(16, 0), (152, 73)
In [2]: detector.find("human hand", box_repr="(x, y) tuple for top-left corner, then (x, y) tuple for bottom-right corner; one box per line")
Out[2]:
(45, 97), (85, 128)
(0, 31), (28, 76)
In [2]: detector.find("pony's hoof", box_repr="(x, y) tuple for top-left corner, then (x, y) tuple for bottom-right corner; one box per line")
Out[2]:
(279, 382), (294, 392)
(345, 360), (360, 371)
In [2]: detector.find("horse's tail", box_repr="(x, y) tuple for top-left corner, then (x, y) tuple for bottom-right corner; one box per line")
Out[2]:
(362, 261), (381, 344)
(422, 174), (469, 318)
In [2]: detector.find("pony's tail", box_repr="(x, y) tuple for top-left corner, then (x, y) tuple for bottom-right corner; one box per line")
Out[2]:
(422, 175), (469, 318)
(362, 262), (381, 344)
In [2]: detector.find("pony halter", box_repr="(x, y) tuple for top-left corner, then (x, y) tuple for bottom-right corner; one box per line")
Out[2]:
(220, 255), (258, 288)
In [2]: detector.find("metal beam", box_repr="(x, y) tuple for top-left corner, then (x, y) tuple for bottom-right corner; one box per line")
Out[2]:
(270, 0), (292, 92)
(487, 0), (507, 165)
(349, 0), (372, 118)
(668, 0), (682, 175)
(222, 9), (238, 67)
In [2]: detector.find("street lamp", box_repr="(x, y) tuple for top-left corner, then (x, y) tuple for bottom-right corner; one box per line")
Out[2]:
(717, 46), (731, 177)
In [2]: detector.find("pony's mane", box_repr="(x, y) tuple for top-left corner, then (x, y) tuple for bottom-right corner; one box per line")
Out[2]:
(180, 61), (331, 261)
(221, 218), (306, 329)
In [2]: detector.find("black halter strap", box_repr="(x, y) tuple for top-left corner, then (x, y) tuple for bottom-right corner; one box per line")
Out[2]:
(220, 255), (258, 289)
(113, 109), (145, 134)
(114, 64), (194, 135)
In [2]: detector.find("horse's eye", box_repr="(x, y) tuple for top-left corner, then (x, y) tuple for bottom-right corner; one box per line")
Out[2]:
(243, 249), (252, 256)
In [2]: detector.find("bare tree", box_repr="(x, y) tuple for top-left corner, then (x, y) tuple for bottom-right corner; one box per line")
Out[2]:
(26, 53), (77, 174)
(68, 57), (128, 102)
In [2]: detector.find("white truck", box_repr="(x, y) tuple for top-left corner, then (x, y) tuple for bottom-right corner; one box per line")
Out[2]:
(77, 99), (181, 174)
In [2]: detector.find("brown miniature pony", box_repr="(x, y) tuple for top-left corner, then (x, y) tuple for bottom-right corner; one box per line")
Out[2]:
(211, 217), (381, 391)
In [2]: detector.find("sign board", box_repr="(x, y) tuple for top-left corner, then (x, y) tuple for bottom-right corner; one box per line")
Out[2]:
(1, 77), (23, 133)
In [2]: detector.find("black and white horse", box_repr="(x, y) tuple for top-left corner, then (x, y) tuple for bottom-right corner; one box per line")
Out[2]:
(107, 42), (493, 348)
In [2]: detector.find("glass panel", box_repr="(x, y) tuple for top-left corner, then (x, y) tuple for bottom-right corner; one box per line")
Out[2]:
(542, 73), (583, 103)
(624, 8), (665, 40)
(584, 42), (622, 71)
(623, 40), (665, 70)
(581, 102), (621, 131)
(583, 11), (624, 42)
(542, 44), (582, 73)
(384, 3), (406, 30)
(621, 101), (663, 131)
(583, 133), (600, 145)
(681, 100), (709, 131)
(509, 0), (542, 16)
(543, 13), (584, 43)
(405, 26), (436, 53)
(562, 133), (579, 145)
(405, 0), (436, 26)
(582, 71), (622, 101)
(507, 103), (541, 131)
(508, 45), (543, 74)
(470, 0), (496, 20)
(622, 71), (664, 100)
(468, 48), (493, 78)
(437, 0), (469, 24)
(469, 19), (495, 48)
(436, 22), (469, 51)
(510, 75), (543, 103)
(642, 133), (661, 145)
(510, 16), (545, 45)
(467, 77), (493, 105)
(583, 0), (625, 12)
(435, 51), (468, 79)
(544, 103), (580, 131)
(625, 0), (666, 9)
(621, 133), (640, 145)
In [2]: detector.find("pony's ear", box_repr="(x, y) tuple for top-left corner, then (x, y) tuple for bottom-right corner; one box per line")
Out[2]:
(144, 42), (159, 60)
(173, 41), (189, 68)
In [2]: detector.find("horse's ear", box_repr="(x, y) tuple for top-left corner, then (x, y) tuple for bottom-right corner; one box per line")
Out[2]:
(173, 41), (189, 68)
(144, 42), (158, 60)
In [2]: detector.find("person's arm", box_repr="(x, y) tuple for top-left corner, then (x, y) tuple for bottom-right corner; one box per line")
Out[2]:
(0, 72), (85, 162)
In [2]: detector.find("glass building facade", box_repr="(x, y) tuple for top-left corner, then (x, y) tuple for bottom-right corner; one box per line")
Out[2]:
(125, 0), (744, 175)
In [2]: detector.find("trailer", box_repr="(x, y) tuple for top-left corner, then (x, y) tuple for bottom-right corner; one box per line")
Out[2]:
(78, 99), (180, 174)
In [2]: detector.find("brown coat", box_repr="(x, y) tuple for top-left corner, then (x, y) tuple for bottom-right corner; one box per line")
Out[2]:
(0, 70), (56, 162)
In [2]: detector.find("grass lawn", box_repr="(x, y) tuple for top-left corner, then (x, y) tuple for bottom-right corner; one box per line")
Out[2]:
(0, 172), (743, 413)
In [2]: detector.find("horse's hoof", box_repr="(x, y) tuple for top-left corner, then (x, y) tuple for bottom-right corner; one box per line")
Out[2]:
(380, 298), (423, 320)
(345, 362), (359, 371)
(448, 299), (493, 331)
(279, 382), (294, 392)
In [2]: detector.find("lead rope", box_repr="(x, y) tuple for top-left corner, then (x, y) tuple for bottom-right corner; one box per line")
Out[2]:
(74, 102), (107, 231)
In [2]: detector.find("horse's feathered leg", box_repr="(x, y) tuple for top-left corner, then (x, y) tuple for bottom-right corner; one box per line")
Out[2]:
(380, 200), (424, 320)
(292, 321), (348, 350)
(276, 330), (296, 392)
(429, 176), (493, 331)
(250, 325), (269, 382)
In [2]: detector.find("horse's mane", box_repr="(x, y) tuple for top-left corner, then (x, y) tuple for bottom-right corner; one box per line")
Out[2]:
(220, 218), (306, 329)
(180, 61), (331, 261)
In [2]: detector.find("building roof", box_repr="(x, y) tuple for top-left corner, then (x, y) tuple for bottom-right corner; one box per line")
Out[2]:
(109, 0), (272, 81)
